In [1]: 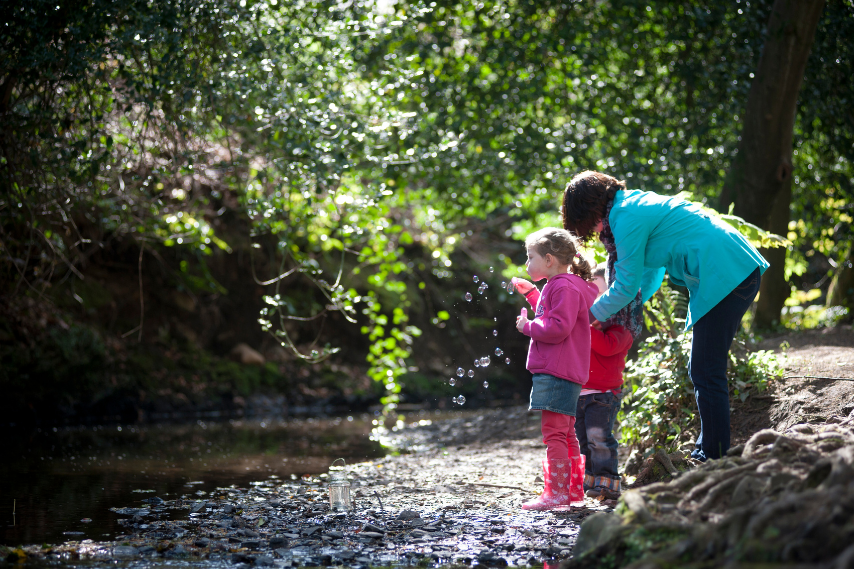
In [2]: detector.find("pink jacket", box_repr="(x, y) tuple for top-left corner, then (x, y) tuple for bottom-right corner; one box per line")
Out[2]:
(522, 273), (599, 385)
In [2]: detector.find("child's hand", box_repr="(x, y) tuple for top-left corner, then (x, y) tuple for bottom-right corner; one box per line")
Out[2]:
(516, 307), (529, 332)
(591, 319), (603, 330)
(512, 277), (536, 295)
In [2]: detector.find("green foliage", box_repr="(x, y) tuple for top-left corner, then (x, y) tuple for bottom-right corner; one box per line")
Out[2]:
(619, 279), (785, 452)
(619, 281), (695, 451)
(782, 303), (850, 330)
(2, 0), (852, 412)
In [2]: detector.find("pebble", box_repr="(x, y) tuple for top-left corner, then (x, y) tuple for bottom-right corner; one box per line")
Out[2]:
(112, 546), (137, 557)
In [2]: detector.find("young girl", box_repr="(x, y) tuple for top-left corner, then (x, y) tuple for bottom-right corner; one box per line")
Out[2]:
(512, 227), (598, 510)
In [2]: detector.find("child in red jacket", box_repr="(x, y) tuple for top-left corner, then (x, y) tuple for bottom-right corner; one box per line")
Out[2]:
(576, 263), (633, 499)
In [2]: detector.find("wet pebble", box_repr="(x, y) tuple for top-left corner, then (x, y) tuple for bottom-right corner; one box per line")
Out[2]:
(112, 546), (137, 557)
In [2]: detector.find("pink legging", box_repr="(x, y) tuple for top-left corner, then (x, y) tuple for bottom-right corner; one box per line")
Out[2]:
(541, 410), (581, 461)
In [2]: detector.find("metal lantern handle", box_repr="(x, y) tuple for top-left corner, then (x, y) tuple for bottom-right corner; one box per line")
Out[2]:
(331, 458), (346, 469)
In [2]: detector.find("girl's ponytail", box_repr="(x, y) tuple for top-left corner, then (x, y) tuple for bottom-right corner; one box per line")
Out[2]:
(570, 252), (594, 282)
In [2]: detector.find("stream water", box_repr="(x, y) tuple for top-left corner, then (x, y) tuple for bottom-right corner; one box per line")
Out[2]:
(1, 415), (385, 547)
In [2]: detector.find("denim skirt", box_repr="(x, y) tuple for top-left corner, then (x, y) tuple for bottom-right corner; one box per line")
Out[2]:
(529, 373), (583, 416)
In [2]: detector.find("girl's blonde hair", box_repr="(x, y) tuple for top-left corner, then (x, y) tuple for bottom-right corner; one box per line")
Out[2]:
(525, 227), (594, 281)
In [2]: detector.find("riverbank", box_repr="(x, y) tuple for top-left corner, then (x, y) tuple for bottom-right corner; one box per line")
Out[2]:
(4, 327), (853, 567)
(5, 404), (854, 568)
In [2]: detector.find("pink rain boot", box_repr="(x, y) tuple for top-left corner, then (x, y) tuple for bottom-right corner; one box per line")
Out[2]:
(568, 454), (586, 505)
(521, 459), (572, 510)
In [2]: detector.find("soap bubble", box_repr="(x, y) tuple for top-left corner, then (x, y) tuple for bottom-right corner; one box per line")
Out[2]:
(480, 357), (490, 367)
(467, 369), (475, 378)
(505, 357), (511, 364)
(474, 359), (481, 368)
(478, 283), (487, 295)
(449, 378), (457, 386)
(456, 367), (464, 377)
(489, 267), (494, 273)
(453, 395), (466, 406)
(492, 329), (498, 336)
(473, 276), (479, 283)
(483, 381), (489, 388)
(495, 348), (503, 356)
(465, 292), (472, 302)
(500, 281), (506, 288)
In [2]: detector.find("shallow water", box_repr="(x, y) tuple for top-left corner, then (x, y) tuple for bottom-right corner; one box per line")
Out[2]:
(1, 416), (384, 547)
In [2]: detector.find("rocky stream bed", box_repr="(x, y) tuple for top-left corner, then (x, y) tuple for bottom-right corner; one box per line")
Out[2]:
(4, 327), (854, 568)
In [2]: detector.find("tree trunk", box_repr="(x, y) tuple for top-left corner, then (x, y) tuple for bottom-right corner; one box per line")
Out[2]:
(719, 0), (825, 329)
(719, 0), (825, 227)
(753, 182), (792, 329)
(826, 243), (854, 309)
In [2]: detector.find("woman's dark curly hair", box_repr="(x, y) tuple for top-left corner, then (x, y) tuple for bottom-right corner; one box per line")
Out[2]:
(561, 170), (627, 243)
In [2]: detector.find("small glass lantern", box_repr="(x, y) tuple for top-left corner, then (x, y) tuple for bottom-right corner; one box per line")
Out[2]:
(328, 458), (351, 511)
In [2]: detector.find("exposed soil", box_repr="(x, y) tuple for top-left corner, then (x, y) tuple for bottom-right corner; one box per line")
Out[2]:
(729, 324), (854, 446)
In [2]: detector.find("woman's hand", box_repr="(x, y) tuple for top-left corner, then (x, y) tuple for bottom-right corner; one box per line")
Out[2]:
(516, 307), (529, 332)
(512, 277), (536, 295)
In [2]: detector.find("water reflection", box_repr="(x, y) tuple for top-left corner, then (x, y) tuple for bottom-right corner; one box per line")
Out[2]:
(1, 416), (384, 546)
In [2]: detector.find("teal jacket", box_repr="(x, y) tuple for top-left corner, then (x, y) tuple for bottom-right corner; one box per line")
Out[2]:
(590, 189), (770, 330)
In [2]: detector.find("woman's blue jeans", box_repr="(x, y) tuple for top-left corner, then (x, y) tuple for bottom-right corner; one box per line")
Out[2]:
(690, 268), (762, 461)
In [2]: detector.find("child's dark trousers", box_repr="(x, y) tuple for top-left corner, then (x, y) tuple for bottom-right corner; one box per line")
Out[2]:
(575, 391), (621, 485)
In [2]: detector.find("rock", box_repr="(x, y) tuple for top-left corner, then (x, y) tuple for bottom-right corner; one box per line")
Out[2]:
(239, 529), (260, 538)
(232, 552), (253, 564)
(362, 523), (385, 533)
(138, 545), (156, 555)
(230, 343), (266, 366)
(572, 512), (623, 557)
(268, 536), (287, 547)
(241, 540), (261, 550)
(191, 501), (208, 513)
(256, 555), (274, 566)
(360, 531), (385, 539)
(194, 538), (211, 548)
(395, 510), (421, 521)
(113, 546), (137, 557)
